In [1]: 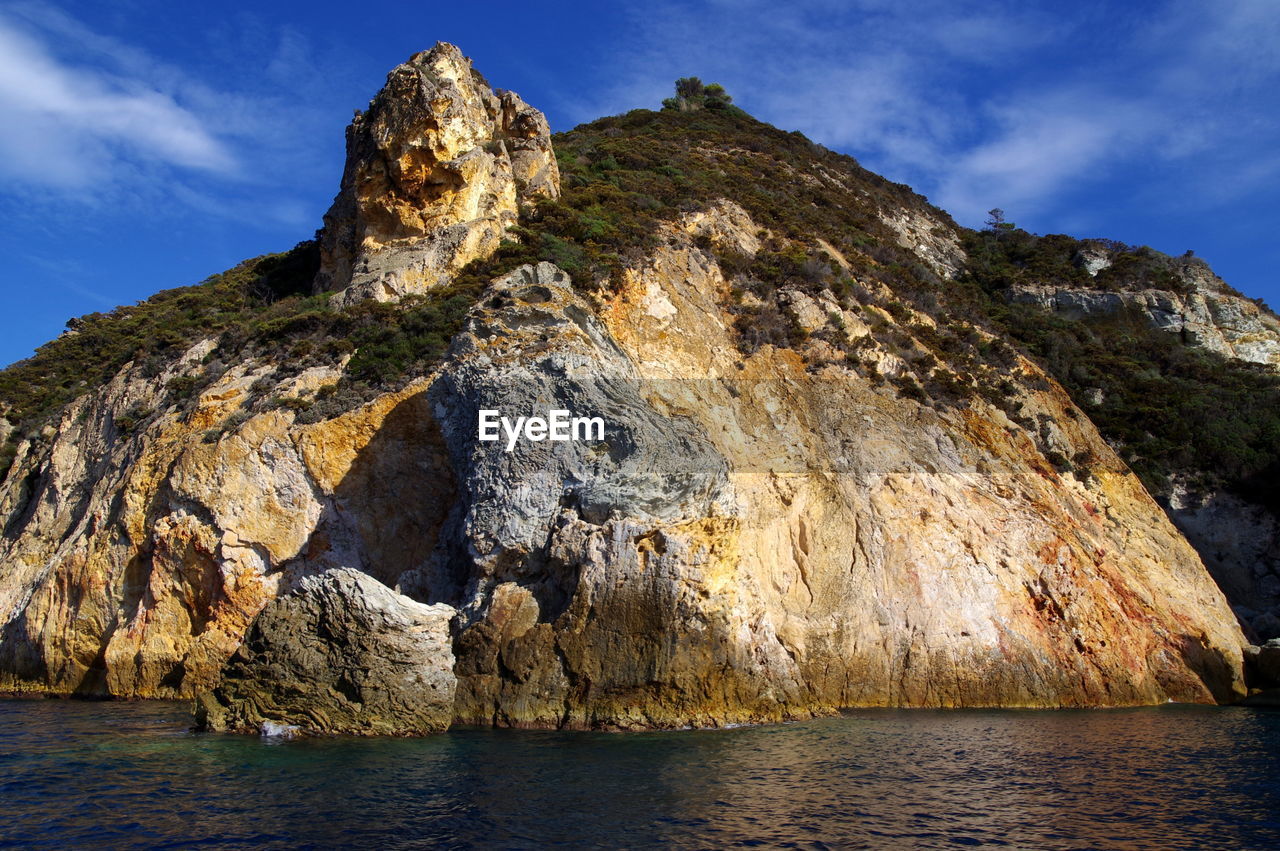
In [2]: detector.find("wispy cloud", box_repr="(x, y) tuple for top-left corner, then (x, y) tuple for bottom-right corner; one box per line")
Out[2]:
(933, 93), (1159, 223)
(570, 0), (1280, 231)
(0, 11), (236, 189)
(0, 2), (343, 230)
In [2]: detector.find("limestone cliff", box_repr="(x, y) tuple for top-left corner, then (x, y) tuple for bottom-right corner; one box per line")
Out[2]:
(1008, 253), (1280, 368)
(0, 247), (1247, 721)
(314, 42), (559, 306)
(419, 235), (1246, 726)
(0, 45), (1255, 729)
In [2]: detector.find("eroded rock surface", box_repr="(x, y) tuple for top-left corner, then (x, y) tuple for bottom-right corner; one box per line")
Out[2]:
(314, 42), (559, 305)
(409, 216), (1246, 727)
(0, 46), (1253, 732)
(1010, 261), (1280, 368)
(0, 350), (454, 699)
(196, 568), (456, 736)
(0, 235), (1251, 728)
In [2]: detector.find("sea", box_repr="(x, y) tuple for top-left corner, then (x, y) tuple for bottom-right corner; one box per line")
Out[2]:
(1, 698), (1277, 849)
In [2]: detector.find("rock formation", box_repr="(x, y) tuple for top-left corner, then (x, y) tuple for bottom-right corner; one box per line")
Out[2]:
(314, 42), (559, 305)
(1001, 248), (1280, 640)
(425, 222), (1246, 726)
(1008, 260), (1280, 368)
(196, 568), (456, 736)
(0, 44), (1256, 733)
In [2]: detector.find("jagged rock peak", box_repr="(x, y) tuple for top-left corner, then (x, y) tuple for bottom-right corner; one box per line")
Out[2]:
(313, 42), (560, 306)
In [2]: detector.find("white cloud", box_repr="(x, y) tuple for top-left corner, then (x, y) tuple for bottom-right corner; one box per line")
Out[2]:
(0, 2), (346, 236)
(571, 0), (1280, 231)
(0, 15), (236, 189)
(934, 95), (1156, 223)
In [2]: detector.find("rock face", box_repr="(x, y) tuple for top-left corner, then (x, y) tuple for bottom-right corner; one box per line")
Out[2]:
(406, 218), (1245, 727)
(0, 45), (1253, 730)
(1006, 252), (1280, 635)
(1009, 264), (1280, 368)
(1167, 485), (1280, 641)
(314, 43), (559, 305)
(196, 568), (456, 736)
(0, 344), (456, 699)
(0, 232), (1249, 725)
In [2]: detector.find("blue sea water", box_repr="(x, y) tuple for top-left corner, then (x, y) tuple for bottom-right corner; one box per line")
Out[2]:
(0, 699), (1277, 849)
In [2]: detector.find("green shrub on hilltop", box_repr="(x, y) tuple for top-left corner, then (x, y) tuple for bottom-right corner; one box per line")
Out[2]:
(543, 106), (950, 290)
(661, 77), (741, 114)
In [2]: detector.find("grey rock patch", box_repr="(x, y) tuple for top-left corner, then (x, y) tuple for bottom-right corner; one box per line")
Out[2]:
(407, 262), (734, 618)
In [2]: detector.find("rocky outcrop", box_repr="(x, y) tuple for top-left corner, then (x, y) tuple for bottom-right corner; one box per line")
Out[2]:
(0, 46), (1253, 731)
(1007, 252), (1280, 634)
(1009, 265), (1280, 368)
(406, 215), (1245, 726)
(314, 43), (559, 306)
(1245, 639), (1280, 686)
(196, 568), (456, 736)
(0, 224), (1249, 724)
(0, 345), (455, 698)
(879, 207), (965, 280)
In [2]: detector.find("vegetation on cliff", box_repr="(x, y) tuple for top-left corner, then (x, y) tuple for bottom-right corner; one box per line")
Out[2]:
(2, 99), (1278, 519)
(0, 105), (984, 475)
(963, 226), (1280, 509)
(0, 60), (1261, 711)
(660, 77), (740, 113)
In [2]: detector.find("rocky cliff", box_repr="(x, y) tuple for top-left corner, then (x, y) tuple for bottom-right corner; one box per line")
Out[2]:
(0, 45), (1256, 731)
(314, 43), (559, 305)
(1008, 252), (1280, 367)
(967, 230), (1280, 642)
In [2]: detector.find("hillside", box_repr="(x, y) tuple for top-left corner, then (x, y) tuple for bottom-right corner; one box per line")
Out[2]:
(0, 44), (1269, 731)
(7, 107), (1277, 639)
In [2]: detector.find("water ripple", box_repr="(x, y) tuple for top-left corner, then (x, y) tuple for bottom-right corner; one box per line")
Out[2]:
(0, 700), (1277, 849)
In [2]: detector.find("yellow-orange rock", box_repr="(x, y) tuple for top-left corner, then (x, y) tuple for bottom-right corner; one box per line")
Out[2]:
(314, 43), (559, 305)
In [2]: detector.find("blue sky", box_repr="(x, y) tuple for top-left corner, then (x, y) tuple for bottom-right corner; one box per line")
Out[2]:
(1, 0), (1277, 367)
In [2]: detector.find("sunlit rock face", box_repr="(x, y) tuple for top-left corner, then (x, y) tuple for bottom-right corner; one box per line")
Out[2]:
(314, 42), (559, 306)
(0, 343), (457, 699)
(0, 46), (1252, 731)
(419, 217), (1247, 728)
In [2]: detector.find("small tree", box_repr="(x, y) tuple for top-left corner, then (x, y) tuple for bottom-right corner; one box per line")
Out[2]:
(662, 77), (736, 112)
(985, 208), (1016, 236)
(675, 77), (705, 101)
(703, 83), (733, 110)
